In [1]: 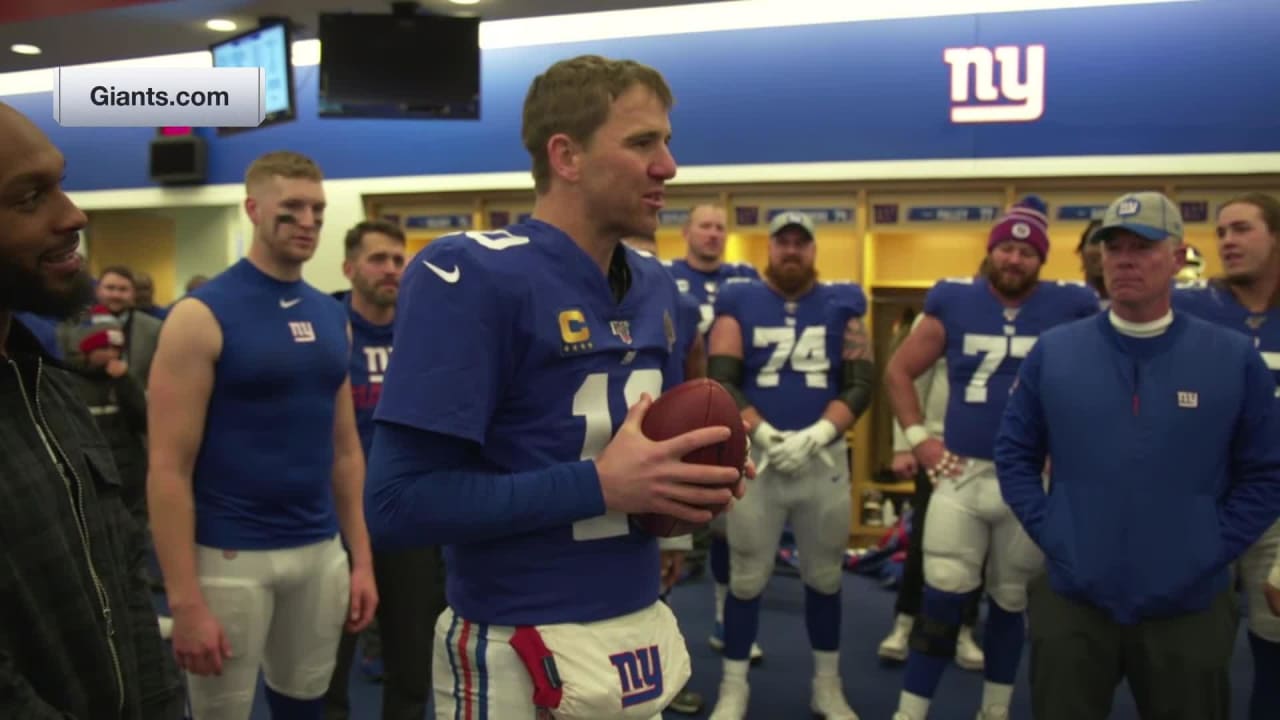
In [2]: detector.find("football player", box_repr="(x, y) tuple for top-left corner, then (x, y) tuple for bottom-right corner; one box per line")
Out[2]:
(665, 203), (765, 662)
(705, 211), (872, 720)
(364, 55), (747, 720)
(1172, 192), (1280, 720)
(148, 151), (379, 719)
(884, 198), (1099, 720)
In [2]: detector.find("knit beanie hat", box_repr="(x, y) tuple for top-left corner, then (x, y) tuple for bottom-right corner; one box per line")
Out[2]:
(988, 195), (1050, 260)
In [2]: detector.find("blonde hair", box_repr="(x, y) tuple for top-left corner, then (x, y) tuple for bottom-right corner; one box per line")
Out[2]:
(522, 55), (673, 194)
(244, 150), (323, 192)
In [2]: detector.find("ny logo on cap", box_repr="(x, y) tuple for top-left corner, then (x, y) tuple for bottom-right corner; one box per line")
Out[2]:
(1117, 198), (1142, 217)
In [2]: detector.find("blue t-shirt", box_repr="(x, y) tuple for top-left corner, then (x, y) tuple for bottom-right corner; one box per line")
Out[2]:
(926, 277), (1099, 459)
(714, 279), (866, 430)
(344, 297), (395, 456)
(190, 259), (348, 549)
(375, 222), (685, 624)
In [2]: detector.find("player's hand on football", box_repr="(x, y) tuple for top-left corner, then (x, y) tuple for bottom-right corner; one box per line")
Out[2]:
(595, 393), (742, 524)
(171, 601), (232, 676)
(769, 419), (838, 474)
(891, 451), (918, 479)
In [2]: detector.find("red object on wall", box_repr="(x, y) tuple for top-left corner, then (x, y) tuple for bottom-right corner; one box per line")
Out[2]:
(0, 0), (172, 25)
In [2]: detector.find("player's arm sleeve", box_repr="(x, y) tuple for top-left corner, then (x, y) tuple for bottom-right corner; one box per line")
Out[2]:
(1217, 352), (1280, 564)
(365, 422), (605, 550)
(993, 342), (1051, 542)
(706, 283), (748, 408)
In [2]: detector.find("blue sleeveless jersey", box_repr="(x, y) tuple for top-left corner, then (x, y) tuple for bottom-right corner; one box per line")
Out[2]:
(375, 221), (684, 625)
(714, 279), (866, 430)
(345, 299), (395, 456)
(927, 278), (1099, 459)
(666, 259), (760, 338)
(1174, 280), (1280, 394)
(190, 259), (348, 550)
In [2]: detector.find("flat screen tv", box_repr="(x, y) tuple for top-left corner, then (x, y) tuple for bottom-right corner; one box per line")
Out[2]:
(211, 22), (296, 134)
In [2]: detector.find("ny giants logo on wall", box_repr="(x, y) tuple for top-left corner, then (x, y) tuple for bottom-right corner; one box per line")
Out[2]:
(943, 44), (1046, 124)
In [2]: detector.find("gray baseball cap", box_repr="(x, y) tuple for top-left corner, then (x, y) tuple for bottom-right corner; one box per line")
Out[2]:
(768, 211), (816, 240)
(1090, 191), (1184, 244)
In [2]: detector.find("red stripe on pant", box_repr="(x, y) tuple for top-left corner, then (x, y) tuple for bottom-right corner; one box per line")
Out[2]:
(459, 619), (474, 720)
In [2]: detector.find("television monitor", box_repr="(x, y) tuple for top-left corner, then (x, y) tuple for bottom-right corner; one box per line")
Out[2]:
(210, 22), (295, 133)
(317, 12), (480, 120)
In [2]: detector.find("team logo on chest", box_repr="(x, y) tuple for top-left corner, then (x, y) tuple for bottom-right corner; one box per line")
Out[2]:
(288, 321), (316, 343)
(610, 645), (664, 708)
(610, 320), (633, 345)
(1247, 315), (1267, 330)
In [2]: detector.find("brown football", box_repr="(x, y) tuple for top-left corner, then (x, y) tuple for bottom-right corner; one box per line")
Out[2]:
(634, 378), (747, 538)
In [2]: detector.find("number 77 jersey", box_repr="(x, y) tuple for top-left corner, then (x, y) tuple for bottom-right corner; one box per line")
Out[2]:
(715, 278), (867, 430)
(927, 277), (1100, 460)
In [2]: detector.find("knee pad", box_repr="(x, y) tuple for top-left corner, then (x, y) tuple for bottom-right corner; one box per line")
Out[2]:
(909, 613), (961, 658)
(923, 554), (982, 595)
(987, 582), (1028, 613)
(800, 559), (843, 596)
(728, 551), (770, 599)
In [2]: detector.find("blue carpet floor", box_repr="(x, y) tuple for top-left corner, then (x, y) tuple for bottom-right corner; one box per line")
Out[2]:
(238, 571), (1257, 719)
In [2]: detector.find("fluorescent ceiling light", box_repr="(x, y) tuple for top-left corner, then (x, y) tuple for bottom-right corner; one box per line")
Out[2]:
(206, 19), (238, 32)
(10, 44), (42, 55)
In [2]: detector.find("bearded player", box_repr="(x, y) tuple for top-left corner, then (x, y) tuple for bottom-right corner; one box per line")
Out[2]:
(706, 211), (871, 720)
(884, 198), (1099, 720)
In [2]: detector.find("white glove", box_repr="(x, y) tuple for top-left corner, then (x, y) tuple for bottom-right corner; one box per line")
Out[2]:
(750, 421), (791, 475)
(769, 419), (839, 475)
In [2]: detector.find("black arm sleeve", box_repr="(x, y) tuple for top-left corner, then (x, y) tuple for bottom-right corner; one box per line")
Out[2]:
(706, 355), (748, 409)
(838, 358), (875, 419)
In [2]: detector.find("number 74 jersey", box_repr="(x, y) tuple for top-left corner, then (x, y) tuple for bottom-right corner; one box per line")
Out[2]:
(927, 277), (1100, 460)
(715, 278), (867, 431)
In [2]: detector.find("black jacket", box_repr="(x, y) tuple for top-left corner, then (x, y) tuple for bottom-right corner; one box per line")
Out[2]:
(66, 362), (148, 521)
(0, 320), (182, 719)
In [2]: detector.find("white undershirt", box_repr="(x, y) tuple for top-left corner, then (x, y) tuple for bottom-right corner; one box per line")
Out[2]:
(1109, 309), (1173, 338)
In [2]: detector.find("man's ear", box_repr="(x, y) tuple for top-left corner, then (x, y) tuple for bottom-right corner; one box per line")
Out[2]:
(546, 133), (584, 185)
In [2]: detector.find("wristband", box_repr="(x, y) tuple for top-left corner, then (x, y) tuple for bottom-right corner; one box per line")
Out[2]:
(904, 424), (930, 449)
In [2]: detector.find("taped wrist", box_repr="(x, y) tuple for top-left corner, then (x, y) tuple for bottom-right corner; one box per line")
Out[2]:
(707, 355), (748, 409)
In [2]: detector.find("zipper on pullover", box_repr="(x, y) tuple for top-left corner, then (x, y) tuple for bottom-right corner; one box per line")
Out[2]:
(9, 358), (126, 715)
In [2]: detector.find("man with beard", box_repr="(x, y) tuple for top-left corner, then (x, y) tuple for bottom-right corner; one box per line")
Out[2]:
(705, 211), (871, 720)
(324, 220), (443, 720)
(147, 151), (379, 719)
(885, 198), (1098, 720)
(665, 203), (765, 663)
(1172, 192), (1280, 720)
(0, 101), (183, 718)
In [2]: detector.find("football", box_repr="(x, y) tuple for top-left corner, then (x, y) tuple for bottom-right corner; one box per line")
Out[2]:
(634, 378), (748, 538)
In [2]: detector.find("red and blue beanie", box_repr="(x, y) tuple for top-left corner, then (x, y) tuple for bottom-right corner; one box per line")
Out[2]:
(988, 195), (1050, 260)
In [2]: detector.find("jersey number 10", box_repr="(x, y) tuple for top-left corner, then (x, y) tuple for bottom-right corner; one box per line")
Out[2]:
(962, 333), (1037, 404)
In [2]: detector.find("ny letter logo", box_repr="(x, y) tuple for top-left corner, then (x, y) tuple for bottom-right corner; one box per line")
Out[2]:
(943, 44), (1045, 123)
(609, 645), (663, 708)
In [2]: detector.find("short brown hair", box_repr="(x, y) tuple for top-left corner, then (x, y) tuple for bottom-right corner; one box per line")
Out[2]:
(1221, 192), (1280, 236)
(344, 220), (406, 260)
(98, 265), (134, 287)
(244, 150), (323, 191)
(685, 203), (727, 229)
(521, 55), (674, 193)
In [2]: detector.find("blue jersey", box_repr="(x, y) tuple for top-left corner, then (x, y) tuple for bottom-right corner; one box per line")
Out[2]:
(674, 291), (701, 381)
(667, 259), (760, 338)
(346, 299), (394, 456)
(375, 221), (684, 625)
(927, 278), (1099, 459)
(190, 259), (348, 550)
(715, 279), (866, 430)
(1173, 280), (1280, 395)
